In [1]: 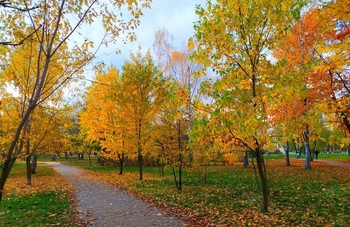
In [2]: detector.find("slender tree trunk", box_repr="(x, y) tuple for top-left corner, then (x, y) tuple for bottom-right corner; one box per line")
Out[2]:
(172, 166), (180, 190)
(0, 157), (16, 201)
(0, 141), (24, 201)
(160, 164), (165, 177)
(304, 125), (311, 170)
(118, 153), (124, 175)
(178, 163), (182, 190)
(138, 152), (143, 180)
(178, 153), (183, 190)
(347, 146), (350, 158)
(285, 141), (291, 167)
(243, 151), (249, 168)
(255, 148), (269, 212)
(88, 152), (92, 167)
(30, 154), (37, 174)
(26, 155), (32, 186)
(25, 138), (32, 185)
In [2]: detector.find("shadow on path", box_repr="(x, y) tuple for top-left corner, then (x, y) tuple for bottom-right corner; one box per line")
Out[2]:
(45, 162), (183, 227)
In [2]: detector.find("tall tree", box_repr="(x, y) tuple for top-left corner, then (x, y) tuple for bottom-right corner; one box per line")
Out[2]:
(153, 29), (202, 189)
(0, 0), (151, 201)
(192, 0), (305, 212)
(118, 51), (167, 181)
(80, 67), (130, 174)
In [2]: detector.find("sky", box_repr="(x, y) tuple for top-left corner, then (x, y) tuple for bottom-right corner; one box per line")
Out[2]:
(97, 0), (207, 69)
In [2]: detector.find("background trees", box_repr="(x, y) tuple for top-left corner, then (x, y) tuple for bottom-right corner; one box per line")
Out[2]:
(0, 0), (151, 201)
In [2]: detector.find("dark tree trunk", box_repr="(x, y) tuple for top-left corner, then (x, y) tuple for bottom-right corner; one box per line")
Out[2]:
(30, 154), (37, 174)
(0, 157), (16, 201)
(178, 154), (183, 190)
(118, 153), (124, 175)
(138, 152), (143, 181)
(26, 155), (32, 185)
(243, 151), (249, 168)
(304, 125), (311, 170)
(255, 149), (269, 212)
(178, 163), (182, 190)
(285, 141), (291, 167)
(172, 165), (182, 190)
(347, 146), (350, 158)
(88, 153), (92, 167)
(25, 138), (32, 185)
(160, 165), (165, 177)
(64, 152), (68, 159)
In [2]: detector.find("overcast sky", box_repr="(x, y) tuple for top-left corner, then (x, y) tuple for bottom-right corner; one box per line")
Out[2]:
(99, 0), (207, 69)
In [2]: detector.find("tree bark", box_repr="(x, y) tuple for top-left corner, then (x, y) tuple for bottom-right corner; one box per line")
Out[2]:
(304, 125), (312, 170)
(138, 152), (143, 181)
(0, 141), (23, 201)
(243, 151), (249, 168)
(285, 141), (291, 167)
(118, 153), (124, 175)
(26, 154), (32, 185)
(255, 148), (269, 212)
(30, 154), (37, 174)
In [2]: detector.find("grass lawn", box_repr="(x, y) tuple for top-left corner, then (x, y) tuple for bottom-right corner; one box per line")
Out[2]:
(0, 163), (74, 226)
(265, 152), (350, 162)
(63, 157), (350, 226)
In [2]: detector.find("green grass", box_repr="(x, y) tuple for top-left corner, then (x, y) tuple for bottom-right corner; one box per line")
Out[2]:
(0, 163), (73, 226)
(63, 158), (350, 225)
(0, 191), (71, 226)
(264, 152), (350, 161)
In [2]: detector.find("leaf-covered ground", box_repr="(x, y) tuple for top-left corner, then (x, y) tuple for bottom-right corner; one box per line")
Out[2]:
(0, 163), (75, 226)
(68, 159), (350, 226)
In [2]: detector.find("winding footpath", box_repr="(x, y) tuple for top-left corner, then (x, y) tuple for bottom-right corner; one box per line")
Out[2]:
(46, 162), (183, 227)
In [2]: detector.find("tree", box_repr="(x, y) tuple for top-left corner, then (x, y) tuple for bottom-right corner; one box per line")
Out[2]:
(117, 51), (167, 181)
(80, 67), (130, 174)
(192, 0), (305, 212)
(0, 0), (151, 201)
(153, 29), (202, 189)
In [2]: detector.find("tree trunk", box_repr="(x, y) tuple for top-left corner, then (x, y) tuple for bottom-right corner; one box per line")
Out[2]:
(347, 146), (350, 158)
(88, 152), (92, 167)
(25, 137), (32, 185)
(255, 149), (269, 212)
(243, 151), (249, 168)
(285, 141), (291, 167)
(178, 164), (182, 190)
(304, 125), (311, 170)
(118, 153), (124, 175)
(172, 166), (181, 190)
(160, 165), (165, 177)
(0, 157), (17, 201)
(30, 154), (37, 174)
(26, 154), (32, 186)
(138, 152), (143, 180)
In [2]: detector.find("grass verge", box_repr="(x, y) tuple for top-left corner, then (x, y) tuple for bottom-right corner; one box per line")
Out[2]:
(0, 163), (74, 226)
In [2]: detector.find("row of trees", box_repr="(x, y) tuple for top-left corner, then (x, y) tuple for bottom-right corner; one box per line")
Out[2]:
(0, 0), (152, 201)
(80, 0), (350, 212)
(0, 0), (348, 213)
